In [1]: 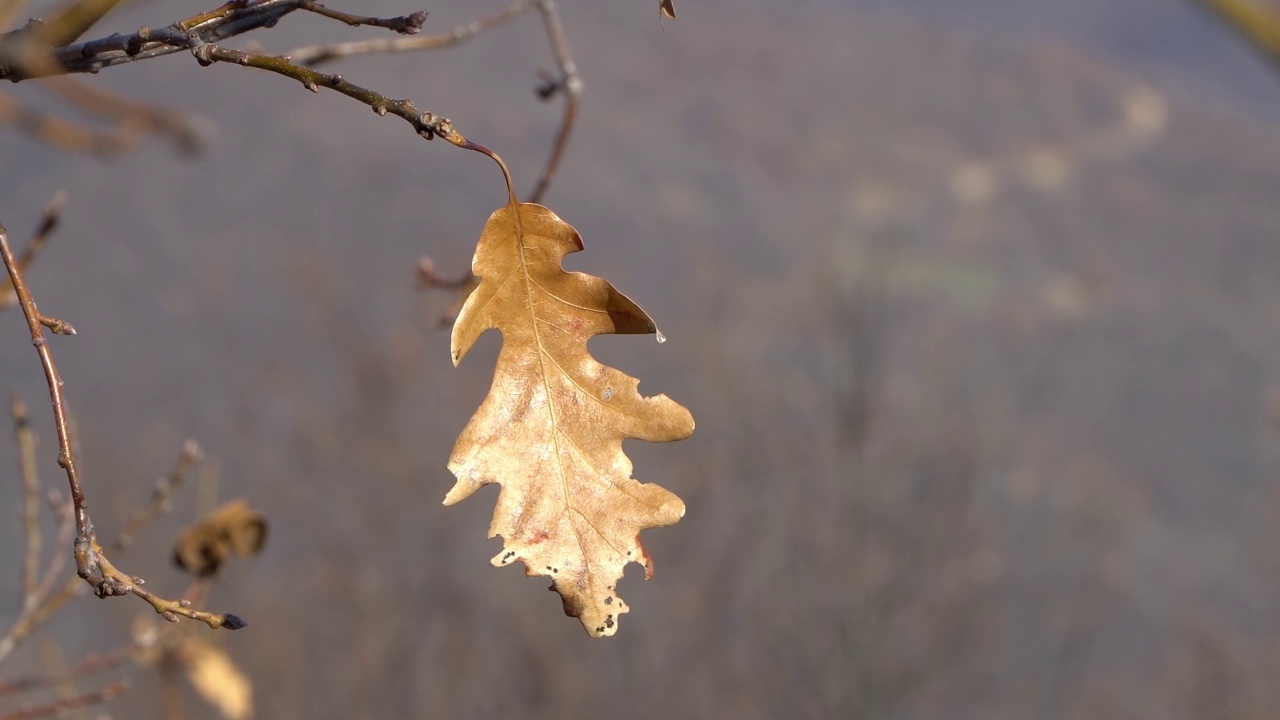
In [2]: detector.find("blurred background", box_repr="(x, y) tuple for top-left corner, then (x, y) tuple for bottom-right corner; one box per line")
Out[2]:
(3, 0), (1280, 717)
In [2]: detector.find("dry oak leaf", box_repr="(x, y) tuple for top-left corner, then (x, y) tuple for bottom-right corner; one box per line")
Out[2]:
(447, 202), (694, 637)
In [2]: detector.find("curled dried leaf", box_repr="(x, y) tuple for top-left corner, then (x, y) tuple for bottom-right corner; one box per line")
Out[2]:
(178, 637), (254, 720)
(136, 623), (254, 720)
(448, 201), (694, 637)
(661, 0), (675, 19)
(173, 499), (267, 576)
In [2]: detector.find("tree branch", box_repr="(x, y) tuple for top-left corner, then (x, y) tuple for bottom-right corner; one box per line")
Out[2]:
(10, 394), (40, 610)
(0, 680), (128, 720)
(0, 192), (63, 311)
(289, 0), (534, 66)
(297, 1), (427, 35)
(0, 493), (72, 667)
(40, 77), (210, 155)
(0, 221), (244, 632)
(0, 0), (427, 81)
(528, 0), (579, 204)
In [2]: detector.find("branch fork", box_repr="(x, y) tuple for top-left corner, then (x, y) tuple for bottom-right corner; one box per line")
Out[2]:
(0, 212), (243, 633)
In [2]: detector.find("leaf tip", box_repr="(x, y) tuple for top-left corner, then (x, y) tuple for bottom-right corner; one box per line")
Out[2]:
(680, 407), (695, 437)
(442, 484), (466, 506)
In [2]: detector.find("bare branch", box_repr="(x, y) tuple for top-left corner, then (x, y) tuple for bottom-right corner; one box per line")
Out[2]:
(41, 77), (210, 155)
(528, 0), (580, 204)
(289, 0), (534, 66)
(297, 1), (427, 35)
(11, 394), (40, 610)
(37, 642), (93, 720)
(0, 221), (244, 631)
(0, 493), (72, 666)
(113, 440), (203, 551)
(0, 90), (142, 155)
(0, 0), (429, 81)
(0, 224), (88, 567)
(288, 0), (578, 202)
(29, 492), (75, 617)
(185, 38), (458, 142)
(0, 192), (63, 312)
(36, 0), (127, 47)
(0, 680), (128, 720)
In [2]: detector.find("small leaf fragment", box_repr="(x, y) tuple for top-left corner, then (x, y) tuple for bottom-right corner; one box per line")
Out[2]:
(661, 0), (675, 19)
(447, 202), (693, 637)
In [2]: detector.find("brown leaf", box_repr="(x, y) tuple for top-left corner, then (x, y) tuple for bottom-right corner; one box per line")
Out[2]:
(447, 202), (694, 637)
(173, 499), (268, 576)
(176, 637), (254, 720)
(661, 0), (675, 19)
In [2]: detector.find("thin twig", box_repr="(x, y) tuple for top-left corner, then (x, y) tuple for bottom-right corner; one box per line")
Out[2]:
(42, 77), (210, 155)
(289, 0), (534, 66)
(0, 222), (244, 631)
(31, 491), (73, 606)
(288, 0), (578, 202)
(0, 89), (143, 155)
(37, 642), (92, 720)
(112, 439), (203, 551)
(2, 500), (69, 656)
(528, 0), (580, 204)
(28, 492), (73, 606)
(0, 573), (207, 691)
(0, 222), (88, 569)
(0, 0), (292, 79)
(11, 395), (41, 610)
(297, 1), (427, 35)
(128, 26), (457, 141)
(0, 493), (73, 667)
(0, 680), (128, 720)
(0, 192), (64, 311)
(0, 0), (428, 81)
(0, 445), (216, 668)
